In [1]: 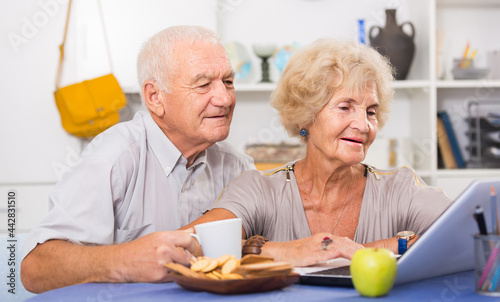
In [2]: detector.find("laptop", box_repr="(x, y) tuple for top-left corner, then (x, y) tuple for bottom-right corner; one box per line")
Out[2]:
(297, 178), (500, 287)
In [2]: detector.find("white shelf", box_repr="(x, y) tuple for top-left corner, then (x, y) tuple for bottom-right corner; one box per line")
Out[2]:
(393, 80), (431, 89)
(437, 0), (500, 8)
(235, 80), (432, 93)
(235, 83), (276, 92)
(436, 169), (500, 178)
(437, 80), (500, 88)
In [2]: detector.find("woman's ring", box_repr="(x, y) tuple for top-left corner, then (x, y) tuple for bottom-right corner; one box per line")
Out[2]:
(321, 237), (333, 250)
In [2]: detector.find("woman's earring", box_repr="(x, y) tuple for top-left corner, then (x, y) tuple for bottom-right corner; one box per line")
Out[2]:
(300, 128), (308, 137)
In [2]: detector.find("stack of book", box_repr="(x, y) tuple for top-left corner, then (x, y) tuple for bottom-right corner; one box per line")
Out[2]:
(437, 111), (466, 169)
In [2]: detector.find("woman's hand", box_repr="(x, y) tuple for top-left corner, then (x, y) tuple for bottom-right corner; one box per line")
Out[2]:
(363, 235), (420, 255)
(260, 233), (364, 267)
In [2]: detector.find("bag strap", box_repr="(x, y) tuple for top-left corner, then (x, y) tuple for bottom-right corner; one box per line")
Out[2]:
(55, 0), (72, 89)
(55, 0), (114, 89)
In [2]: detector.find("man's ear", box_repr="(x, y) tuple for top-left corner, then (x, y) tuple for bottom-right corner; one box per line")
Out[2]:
(142, 81), (165, 117)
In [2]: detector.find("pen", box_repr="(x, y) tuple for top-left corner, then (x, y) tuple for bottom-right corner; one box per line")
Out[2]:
(490, 255), (500, 291)
(460, 41), (470, 68)
(470, 49), (477, 60)
(479, 244), (500, 289)
(463, 41), (470, 58)
(462, 49), (477, 69)
(493, 186), (499, 235)
(474, 205), (488, 235)
(489, 243), (500, 291)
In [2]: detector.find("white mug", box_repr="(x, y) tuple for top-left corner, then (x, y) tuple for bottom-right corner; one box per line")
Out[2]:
(190, 218), (242, 259)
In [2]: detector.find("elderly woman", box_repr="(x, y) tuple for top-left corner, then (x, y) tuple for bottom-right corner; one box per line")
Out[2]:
(183, 38), (451, 266)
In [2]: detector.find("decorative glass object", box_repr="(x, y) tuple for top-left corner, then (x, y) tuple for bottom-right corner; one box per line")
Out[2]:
(253, 43), (276, 83)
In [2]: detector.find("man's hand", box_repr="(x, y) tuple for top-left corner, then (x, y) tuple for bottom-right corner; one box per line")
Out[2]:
(112, 229), (196, 283)
(21, 230), (196, 293)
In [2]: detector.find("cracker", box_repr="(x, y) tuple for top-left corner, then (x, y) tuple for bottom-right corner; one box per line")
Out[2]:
(201, 259), (219, 273)
(164, 263), (203, 278)
(240, 254), (274, 265)
(241, 261), (292, 271)
(216, 254), (233, 266)
(170, 253), (293, 281)
(221, 258), (240, 275)
(191, 259), (211, 272)
(211, 270), (222, 279)
(205, 271), (221, 280)
(221, 273), (244, 280)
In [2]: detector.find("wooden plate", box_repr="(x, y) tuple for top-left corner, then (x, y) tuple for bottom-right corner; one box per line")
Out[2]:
(169, 272), (300, 295)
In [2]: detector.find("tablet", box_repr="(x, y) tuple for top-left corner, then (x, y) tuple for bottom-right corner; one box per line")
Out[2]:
(297, 178), (500, 286)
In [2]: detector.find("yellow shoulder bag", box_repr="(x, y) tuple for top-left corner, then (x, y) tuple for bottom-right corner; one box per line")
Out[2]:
(54, 0), (126, 138)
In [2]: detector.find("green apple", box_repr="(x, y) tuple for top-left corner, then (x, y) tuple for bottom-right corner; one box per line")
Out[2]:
(350, 248), (398, 297)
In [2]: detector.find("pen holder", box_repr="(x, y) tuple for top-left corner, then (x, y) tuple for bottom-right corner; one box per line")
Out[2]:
(455, 58), (473, 69)
(474, 234), (500, 296)
(452, 58), (489, 80)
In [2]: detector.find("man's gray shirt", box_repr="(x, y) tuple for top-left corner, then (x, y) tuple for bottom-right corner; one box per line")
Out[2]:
(23, 111), (254, 259)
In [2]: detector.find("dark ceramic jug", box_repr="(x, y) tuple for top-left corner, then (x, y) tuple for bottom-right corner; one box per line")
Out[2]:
(369, 9), (415, 80)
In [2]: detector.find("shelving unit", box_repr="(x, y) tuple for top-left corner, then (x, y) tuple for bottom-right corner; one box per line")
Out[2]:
(218, 0), (500, 199)
(80, 0), (500, 199)
(434, 0), (500, 195)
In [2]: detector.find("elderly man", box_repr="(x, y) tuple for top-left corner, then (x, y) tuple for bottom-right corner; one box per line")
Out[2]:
(21, 25), (254, 293)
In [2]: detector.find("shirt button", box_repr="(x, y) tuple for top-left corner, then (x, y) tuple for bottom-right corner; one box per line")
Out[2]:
(165, 167), (171, 172)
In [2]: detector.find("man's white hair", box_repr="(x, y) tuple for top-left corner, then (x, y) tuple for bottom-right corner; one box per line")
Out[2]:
(137, 25), (220, 94)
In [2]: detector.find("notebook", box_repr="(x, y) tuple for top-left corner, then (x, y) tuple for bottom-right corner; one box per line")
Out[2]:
(297, 178), (500, 287)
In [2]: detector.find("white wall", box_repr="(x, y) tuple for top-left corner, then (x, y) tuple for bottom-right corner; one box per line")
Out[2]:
(0, 0), (217, 233)
(1, 0), (78, 234)
(71, 0), (217, 90)
(1, 0), (79, 185)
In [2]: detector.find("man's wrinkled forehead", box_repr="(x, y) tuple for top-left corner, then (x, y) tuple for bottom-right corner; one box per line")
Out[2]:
(172, 40), (230, 66)
(170, 40), (233, 82)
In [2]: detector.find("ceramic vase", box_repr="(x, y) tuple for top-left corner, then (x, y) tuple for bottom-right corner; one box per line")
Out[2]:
(369, 9), (415, 80)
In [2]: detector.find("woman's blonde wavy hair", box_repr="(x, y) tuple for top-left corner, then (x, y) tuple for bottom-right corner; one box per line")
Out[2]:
(271, 38), (395, 140)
